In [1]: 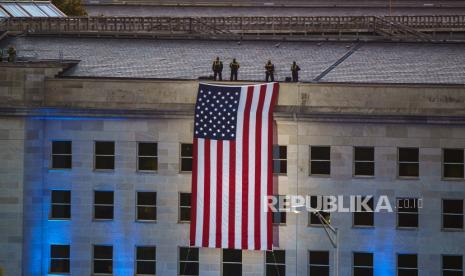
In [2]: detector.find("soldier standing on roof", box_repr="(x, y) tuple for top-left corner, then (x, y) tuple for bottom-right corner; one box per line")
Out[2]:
(7, 46), (16, 62)
(265, 60), (275, 82)
(291, 61), (301, 82)
(212, 57), (223, 81)
(229, 58), (240, 81)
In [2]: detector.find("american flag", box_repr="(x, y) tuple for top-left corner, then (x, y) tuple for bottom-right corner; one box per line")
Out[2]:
(190, 82), (279, 250)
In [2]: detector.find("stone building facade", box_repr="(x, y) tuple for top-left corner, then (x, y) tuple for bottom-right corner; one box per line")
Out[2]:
(0, 62), (465, 276)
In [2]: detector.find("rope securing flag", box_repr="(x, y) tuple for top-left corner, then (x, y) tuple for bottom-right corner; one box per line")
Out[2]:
(190, 82), (279, 250)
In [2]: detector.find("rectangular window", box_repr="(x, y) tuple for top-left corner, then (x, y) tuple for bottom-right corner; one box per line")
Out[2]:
(95, 141), (115, 170)
(136, 192), (157, 221)
(179, 193), (191, 222)
(138, 142), (158, 171)
(398, 148), (419, 178)
(181, 143), (193, 172)
(93, 245), (113, 275)
(308, 196), (330, 226)
(50, 244), (70, 274)
(443, 149), (464, 179)
(222, 249), (242, 276)
(266, 250), (285, 276)
(94, 191), (114, 220)
(51, 141), (72, 169)
(397, 254), (418, 276)
(442, 255), (463, 276)
(354, 147), (374, 177)
(397, 198), (419, 228)
(442, 199), (464, 230)
(179, 247), (199, 276)
(273, 145), (287, 174)
(272, 195), (287, 225)
(50, 190), (71, 220)
(353, 196), (374, 227)
(310, 146), (330, 176)
(136, 246), (156, 275)
(308, 251), (329, 276)
(353, 252), (373, 276)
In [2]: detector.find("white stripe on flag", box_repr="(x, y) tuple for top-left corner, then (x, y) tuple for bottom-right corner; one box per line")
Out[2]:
(247, 84), (261, 249)
(209, 140), (217, 247)
(195, 138), (205, 246)
(221, 141), (230, 248)
(260, 84), (274, 249)
(234, 86), (249, 249)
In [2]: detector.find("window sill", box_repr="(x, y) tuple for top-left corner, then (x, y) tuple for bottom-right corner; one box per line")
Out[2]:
(397, 226), (418, 230)
(137, 170), (158, 174)
(272, 223), (287, 226)
(397, 176), (419, 180)
(48, 218), (71, 221)
(136, 220), (157, 223)
(179, 171), (192, 174)
(442, 228), (464, 232)
(307, 224), (327, 228)
(442, 177), (465, 182)
(93, 219), (114, 222)
(178, 220), (191, 224)
(49, 272), (70, 275)
(48, 168), (72, 172)
(352, 225), (375, 229)
(93, 169), (115, 173)
(309, 174), (331, 178)
(353, 175), (375, 179)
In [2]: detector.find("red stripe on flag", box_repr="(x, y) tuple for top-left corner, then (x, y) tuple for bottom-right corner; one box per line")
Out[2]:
(241, 86), (254, 249)
(216, 141), (223, 248)
(254, 85), (267, 250)
(202, 139), (211, 247)
(228, 141), (236, 249)
(190, 138), (198, 246)
(267, 83), (279, 249)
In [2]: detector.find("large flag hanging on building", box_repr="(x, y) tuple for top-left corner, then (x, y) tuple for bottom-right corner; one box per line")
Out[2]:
(190, 82), (279, 251)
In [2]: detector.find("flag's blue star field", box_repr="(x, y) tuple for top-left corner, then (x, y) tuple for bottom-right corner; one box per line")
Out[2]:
(194, 84), (241, 140)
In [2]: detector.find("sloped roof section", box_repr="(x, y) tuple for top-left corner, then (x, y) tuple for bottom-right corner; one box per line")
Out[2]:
(0, 1), (65, 17)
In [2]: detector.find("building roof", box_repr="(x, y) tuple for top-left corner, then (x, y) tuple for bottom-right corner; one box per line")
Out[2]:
(2, 36), (465, 84)
(0, 1), (65, 17)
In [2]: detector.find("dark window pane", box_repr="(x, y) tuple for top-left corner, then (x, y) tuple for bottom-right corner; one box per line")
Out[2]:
(223, 263), (241, 276)
(138, 206), (156, 220)
(180, 193), (192, 206)
(398, 254), (417, 268)
(443, 255), (463, 269)
(139, 157), (158, 171)
(50, 259), (70, 273)
(273, 145), (287, 159)
(354, 253), (373, 267)
(266, 264), (285, 276)
(444, 149), (464, 163)
(94, 206), (113, 219)
(138, 192), (156, 205)
(397, 198), (419, 213)
(51, 245), (69, 258)
(95, 141), (114, 155)
(354, 162), (374, 176)
(95, 156), (115, 170)
(354, 267), (373, 276)
(94, 260), (113, 274)
(398, 269), (418, 276)
(52, 191), (70, 203)
(180, 208), (191, 221)
(311, 161), (330, 175)
(443, 271), (462, 276)
(444, 200), (464, 214)
(266, 250), (285, 264)
(51, 205), (71, 219)
(137, 247), (156, 260)
(443, 215), (464, 229)
(399, 148), (419, 162)
(273, 211), (286, 224)
(181, 158), (193, 172)
(139, 142), (157, 156)
(95, 192), (114, 204)
(354, 212), (374, 226)
(181, 144), (193, 157)
(52, 155), (72, 169)
(273, 160), (287, 174)
(354, 147), (374, 161)
(399, 163), (419, 177)
(311, 146), (330, 160)
(223, 249), (241, 262)
(444, 164), (464, 178)
(180, 247), (199, 261)
(398, 213), (418, 228)
(310, 212), (330, 225)
(309, 266), (329, 276)
(309, 251), (329, 265)
(136, 261), (155, 275)
(94, 246), (112, 259)
(179, 262), (199, 275)
(52, 141), (71, 154)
